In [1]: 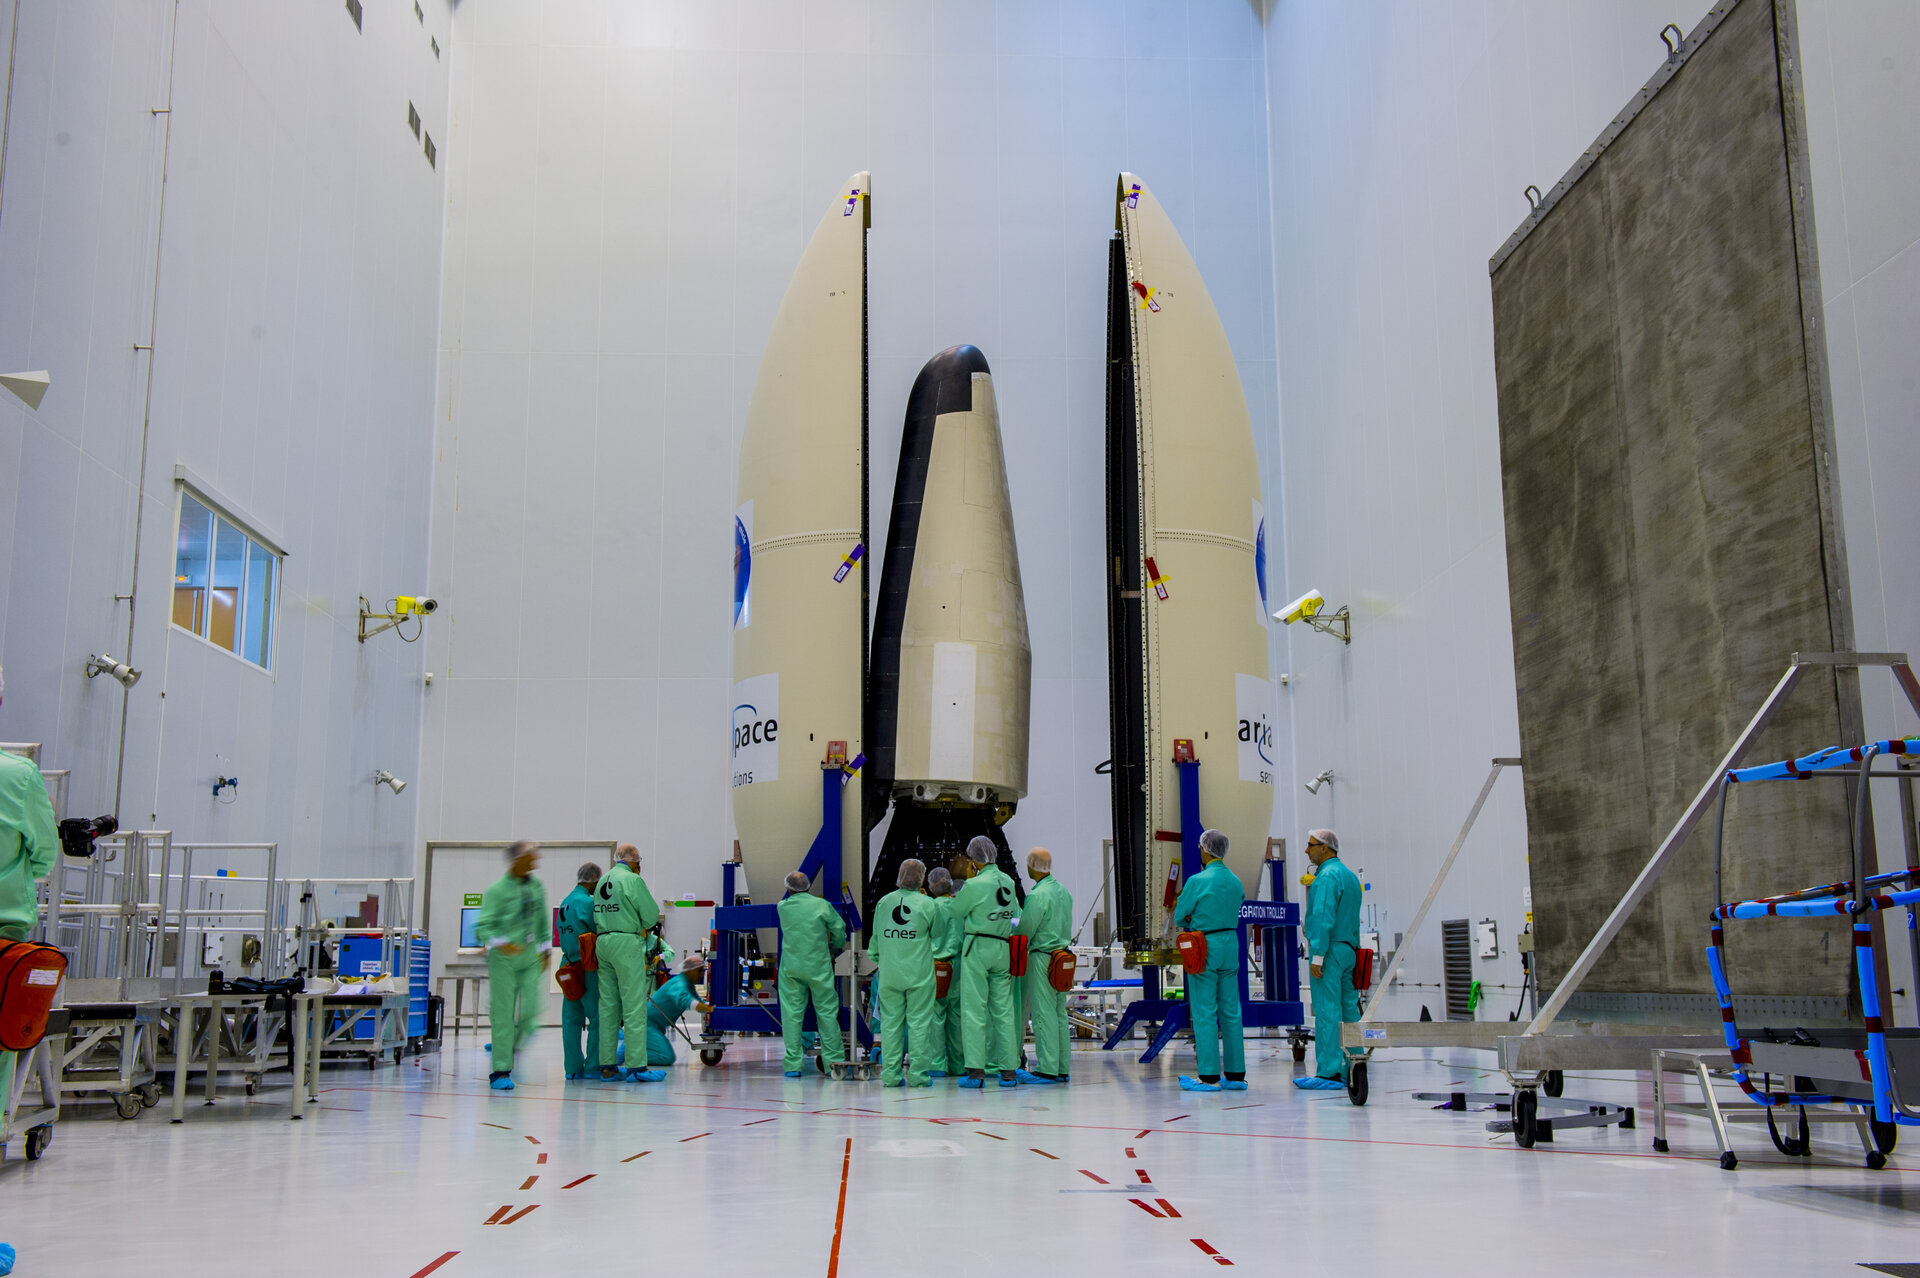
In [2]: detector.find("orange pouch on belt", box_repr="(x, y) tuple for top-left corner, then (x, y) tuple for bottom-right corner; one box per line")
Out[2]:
(1008, 935), (1030, 978)
(934, 960), (953, 999)
(1047, 948), (1076, 993)
(1175, 931), (1208, 975)
(0, 939), (67, 1051)
(555, 961), (586, 1002)
(579, 932), (598, 973)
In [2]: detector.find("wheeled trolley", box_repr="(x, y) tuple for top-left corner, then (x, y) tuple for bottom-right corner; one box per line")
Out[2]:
(57, 1001), (162, 1119)
(1, 1012), (66, 1162)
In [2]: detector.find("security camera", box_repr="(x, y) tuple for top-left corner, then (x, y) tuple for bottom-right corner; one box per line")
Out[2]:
(395, 596), (437, 616)
(84, 654), (142, 689)
(1274, 590), (1326, 626)
(374, 769), (408, 795)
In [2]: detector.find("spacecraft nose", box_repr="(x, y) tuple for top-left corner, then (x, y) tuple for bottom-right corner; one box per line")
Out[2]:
(908, 344), (993, 419)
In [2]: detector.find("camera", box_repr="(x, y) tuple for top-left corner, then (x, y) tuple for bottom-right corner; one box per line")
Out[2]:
(395, 596), (438, 616)
(60, 815), (119, 859)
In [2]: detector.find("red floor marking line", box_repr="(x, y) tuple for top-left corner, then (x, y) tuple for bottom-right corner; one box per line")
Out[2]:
(1129, 1198), (1165, 1217)
(680, 1132), (711, 1143)
(1029, 1148), (1059, 1159)
(1125, 1146), (1136, 1158)
(826, 1138), (853, 1278)
(1078, 1170), (1109, 1184)
(518, 1175), (538, 1191)
(499, 1205), (539, 1226)
(562, 1174), (595, 1189)
(1164, 1114), (1189, 1123)
(742, 1117), (779, 1126)
(973, 1131), (1007, 1140)
(407, 1252), (460, 1278)
(1222, 1104), (1263, 1111)
(482, 1123), (512, 1131)
(1135, 1129), (1150, 1139)
(1135, 1168), (1153, 1183)
(621, 1151), (651, 1163)
(536, 1153), (548, 1164)
(1192, 1239), (1233, 1266)
(1155, 1199), (1181, 1218)
(524, 1135), (540, 1145)
(483, 1206), (511, 1225)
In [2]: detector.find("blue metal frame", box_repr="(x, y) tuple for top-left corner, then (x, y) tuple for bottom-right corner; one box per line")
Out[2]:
(1101, 757), (1306, 1062)
(707, 766), (873, 1046)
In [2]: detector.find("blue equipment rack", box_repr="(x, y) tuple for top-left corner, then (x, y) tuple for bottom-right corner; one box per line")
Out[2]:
(1100, 756), (1305, 1062)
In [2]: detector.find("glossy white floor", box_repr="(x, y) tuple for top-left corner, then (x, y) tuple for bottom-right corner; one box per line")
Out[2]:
(2, 1028), (1914, 1277)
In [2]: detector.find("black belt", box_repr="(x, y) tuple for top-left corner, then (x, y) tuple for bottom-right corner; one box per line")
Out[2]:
(1201, 928), (1236, 936)
(966, 932), (1011, 942)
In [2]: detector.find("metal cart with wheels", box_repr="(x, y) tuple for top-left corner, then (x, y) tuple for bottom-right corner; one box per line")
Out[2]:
(1, 1011), (66, 1162)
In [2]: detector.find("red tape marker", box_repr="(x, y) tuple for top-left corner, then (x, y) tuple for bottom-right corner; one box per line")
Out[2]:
(1130, 1199), (1164, 1217)
(1156, 1199), (1182, 1218)
(408, 1252), (460, 1278)
(621, 1150), (651, 1163)
(1029, 1148), (1059, 1159)
(499, 1205), (539, 1226)
(518, 1175), (537, 1191)
(1079, 1169), (1109, 1184)
(562, 1174), (595, 1189)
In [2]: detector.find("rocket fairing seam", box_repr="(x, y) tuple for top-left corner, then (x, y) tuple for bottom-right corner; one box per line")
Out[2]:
(1153, 528), (1257, 554)
(752, 528), (865, 554)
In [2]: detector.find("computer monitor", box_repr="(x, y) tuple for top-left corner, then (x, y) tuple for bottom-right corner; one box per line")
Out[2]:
(459, 906), (482, 951)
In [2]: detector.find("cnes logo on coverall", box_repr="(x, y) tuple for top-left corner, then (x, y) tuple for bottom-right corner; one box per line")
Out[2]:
(883, 902), (914, 939)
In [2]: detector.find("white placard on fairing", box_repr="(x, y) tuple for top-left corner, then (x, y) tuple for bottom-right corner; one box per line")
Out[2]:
(1236, 672), (1275, 785)
(730, 672), (779, 788)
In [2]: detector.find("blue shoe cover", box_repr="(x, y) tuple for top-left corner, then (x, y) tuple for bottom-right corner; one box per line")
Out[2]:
(958, 1075), (985, 1089)
(1221, 1080), (1249, 1091)
(1179, 1076), (1221, 1092)
(628, 1069), (665, 1083)
(489, 1075), (514, 1091)
(483, 1043), (491, 1052)
(0, 1243), (16, 1275)
(997, 1073), (1019, 1088)
(1015, 1069), (1058, 1085)
(784, 1070), (803, 1078)
(927, 1070), (946, 1079)
(1293, 1075), (1344, 1090)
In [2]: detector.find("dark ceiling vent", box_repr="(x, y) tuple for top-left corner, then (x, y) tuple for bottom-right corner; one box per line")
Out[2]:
(345, 0), (362, 32)
(407, 102), (421, 140)
(423, 132), (436, 170)
(414, 1), (424, 23)
(431, 36), (440, 60)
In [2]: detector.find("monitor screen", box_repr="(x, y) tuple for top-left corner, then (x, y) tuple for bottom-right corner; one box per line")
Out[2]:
(459, 906), (481, 949)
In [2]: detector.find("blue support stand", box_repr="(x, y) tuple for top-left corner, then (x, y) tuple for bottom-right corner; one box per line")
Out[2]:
(707, 765), (872, 1047)
(1101, 757), (1305, 1062)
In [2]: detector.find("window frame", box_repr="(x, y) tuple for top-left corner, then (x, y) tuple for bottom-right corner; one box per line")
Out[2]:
(169, 467), (288, 675)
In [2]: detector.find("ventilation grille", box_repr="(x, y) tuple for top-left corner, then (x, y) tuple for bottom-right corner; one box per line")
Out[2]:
(423, 132), (436, 169)
(431, 36), (440, 60)
(407, 103), (421, 139)
(1442, 919), (1474, 1021)
(414, 0), (424, 23)
(345, 0), (362, 32)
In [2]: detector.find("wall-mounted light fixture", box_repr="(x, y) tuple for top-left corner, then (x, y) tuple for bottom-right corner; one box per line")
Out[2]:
(84, 653), (142, 689)
(1274, 589), (1350, 644)
(1304, 768), (1335, 795)
(374, 769), (407, 795)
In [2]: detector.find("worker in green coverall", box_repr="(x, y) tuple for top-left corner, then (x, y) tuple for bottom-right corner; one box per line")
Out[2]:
(596, 844), (665, 1082)
(954, 836), (1020, 1088)
(646, 955), (711, 1066)
(867, 859), (939, 1087)
(777, 870), (847, 1076)
(1174, 829), (1248, 1093)
(0, 671), (58, 1278)
(925, 867), (961, 1077)
(1015, 848), (1073, 1084)
(1297, 828), (1362, 1090)
(477, 841), (550, 1090)
(557, 861), (602, 1079)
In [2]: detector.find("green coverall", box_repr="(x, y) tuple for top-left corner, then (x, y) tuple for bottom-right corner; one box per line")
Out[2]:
(954, 865), (1019, 1073)
(1304, 854), (1363, 1080)
(867, 888), (938, 1086)
(1173, 858), (1247, 1079)
(0, 752), (58, 1134)
(477, 869), (550, 1075)
(557, 884), (599, 1075)
(776, 891), (846, 1072)
(595, 863), (660, 1069)
(1017, 874), (1074, 1078)
(646, 973), (699, 1066)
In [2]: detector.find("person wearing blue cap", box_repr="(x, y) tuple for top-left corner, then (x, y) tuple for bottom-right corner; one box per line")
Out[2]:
(1296, 829), (1362, 1090)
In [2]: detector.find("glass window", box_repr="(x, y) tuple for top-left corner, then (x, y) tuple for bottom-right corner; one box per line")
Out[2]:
(172, 489), (279, 671)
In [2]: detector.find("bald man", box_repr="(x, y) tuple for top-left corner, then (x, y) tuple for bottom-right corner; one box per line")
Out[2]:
(1015, 848), (1073, 1084)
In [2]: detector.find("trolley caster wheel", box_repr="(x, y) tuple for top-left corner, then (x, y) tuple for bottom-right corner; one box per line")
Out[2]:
(1291, 1043), (1307, 1063)
(1512, 1090), (1538, 1149)
(1347, 1062), (1369, 1107)
(699, 1048), (724, 1068)
(1867, 1151), (1888, 1171)
(244, 1077), (259, 1096)
(1542, 1069), (1564, 1098)
(113, 1093), (143, 1120)
(366, 1056), (377, 1071)
(1652, 1138), (1669, 1153)
(1719, 1151), (1738, 1171)
(139, 1084), (161, 1108)
(1870, 1118), (1898, 1155)
(24, 1126), (51, 1160)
